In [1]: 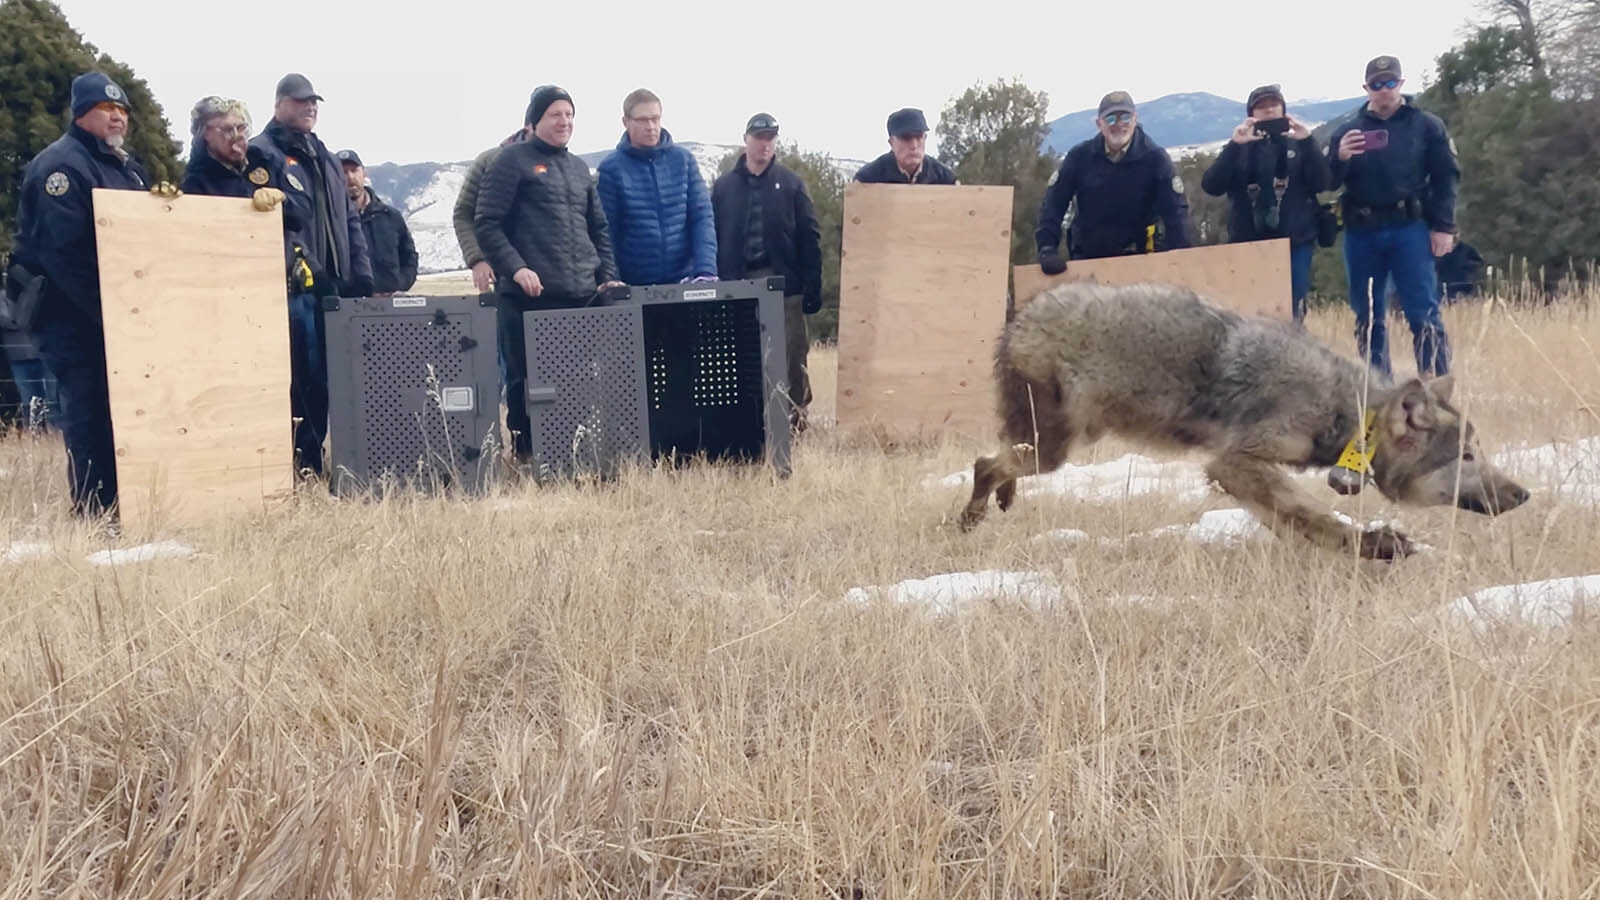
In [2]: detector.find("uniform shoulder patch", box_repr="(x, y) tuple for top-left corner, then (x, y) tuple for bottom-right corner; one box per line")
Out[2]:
(44, 171), (70, 197)
(285, 171), (304, 192)
(1171, 174), (1185, 194)
(248, 167), (270, 186)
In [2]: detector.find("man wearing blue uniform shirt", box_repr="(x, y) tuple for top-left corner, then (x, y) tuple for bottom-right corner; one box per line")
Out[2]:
(1327, 55), (1460, 381)
(5, 71), (150, 521)
(1035, 91), (1192, 274)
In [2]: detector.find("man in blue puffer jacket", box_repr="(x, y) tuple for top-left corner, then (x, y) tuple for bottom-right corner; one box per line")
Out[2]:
(596, 89), (717, 286)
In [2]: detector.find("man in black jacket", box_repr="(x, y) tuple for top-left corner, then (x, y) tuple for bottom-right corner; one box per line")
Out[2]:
(1036, 91), (1192, 273)
(1201, 84), (1329, 322)
(7, 71), (150, 519)
(474, 84), (624, 462)
(852, 108), (958, 185)
(711, 113), (824, 431)
(339, 149), (418, 295)
(250, 73), (373, 477)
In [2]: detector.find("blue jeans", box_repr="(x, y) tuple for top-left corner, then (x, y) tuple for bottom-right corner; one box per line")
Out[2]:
(1290, 241), (1314, 323)
(35, 313), (117, 517)
(1343, 220), (1450, 379)
(8, 356), (58, 430)
(288, 291), (328, 475)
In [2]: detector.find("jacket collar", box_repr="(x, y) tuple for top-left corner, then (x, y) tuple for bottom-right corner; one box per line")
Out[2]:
(528, 135), (568, 155)
(617, 127), (676, 160)
(1095, 126), (1151, 162)
(69, 123), (129, 163)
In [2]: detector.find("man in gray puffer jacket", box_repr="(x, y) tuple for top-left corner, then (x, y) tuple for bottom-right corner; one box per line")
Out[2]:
(474, 84), (623, 461)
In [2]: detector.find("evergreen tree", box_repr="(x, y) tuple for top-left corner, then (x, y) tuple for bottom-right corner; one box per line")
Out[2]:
(1, 0), (181, 257)
(934, 78), (1057, 267)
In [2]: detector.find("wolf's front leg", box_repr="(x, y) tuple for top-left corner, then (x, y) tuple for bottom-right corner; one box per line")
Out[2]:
(1204, 452), (1414, 560)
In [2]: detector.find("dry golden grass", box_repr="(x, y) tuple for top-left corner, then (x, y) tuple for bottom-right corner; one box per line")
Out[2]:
(2, 295), (1599, 899)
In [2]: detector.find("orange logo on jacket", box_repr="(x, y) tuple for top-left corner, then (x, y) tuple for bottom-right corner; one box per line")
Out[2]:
(533, 163), (548, 174)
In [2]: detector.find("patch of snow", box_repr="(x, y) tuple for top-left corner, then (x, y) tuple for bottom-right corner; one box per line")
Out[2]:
(845, 569), (1064, 616)
(86, 540), (197, 567)
(1436, 574), (1600, 629)
(934, 452), (1214, 505)
(2, 542), (52, 564)
(1140, 507), (1268, 545)
(1492, 436), (1600, 506)
(1032, 528), (1093, 545)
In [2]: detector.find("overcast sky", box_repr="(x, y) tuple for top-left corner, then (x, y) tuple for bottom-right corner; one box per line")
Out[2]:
(55, 0), (1488, 166)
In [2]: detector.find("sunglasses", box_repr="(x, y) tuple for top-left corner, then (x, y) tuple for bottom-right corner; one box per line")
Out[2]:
(1101, 112), (1133, 125)
(1367, 78), (1400, 91)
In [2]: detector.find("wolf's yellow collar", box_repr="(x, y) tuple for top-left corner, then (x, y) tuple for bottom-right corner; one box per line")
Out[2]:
(1335, 410), (1379, 475)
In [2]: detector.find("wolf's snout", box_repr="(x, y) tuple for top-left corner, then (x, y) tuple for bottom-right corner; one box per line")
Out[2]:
(1459, 480), (1531, 515)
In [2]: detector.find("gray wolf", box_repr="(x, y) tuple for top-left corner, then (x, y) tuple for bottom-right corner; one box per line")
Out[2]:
(958, 281), (1529, 559)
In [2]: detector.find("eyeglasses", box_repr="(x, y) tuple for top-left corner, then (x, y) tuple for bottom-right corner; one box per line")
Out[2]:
(1367, 78), (1400, 91)
(628, 115), (661, 126)
(92, 101), (125, 114)
(208, 123), (250, 138)
(1101, 112), (1133, 125)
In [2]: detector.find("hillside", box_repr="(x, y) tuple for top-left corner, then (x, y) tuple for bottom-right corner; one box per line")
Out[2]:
(368, 141), (865, 275)
(1043, 92), (1365, 152)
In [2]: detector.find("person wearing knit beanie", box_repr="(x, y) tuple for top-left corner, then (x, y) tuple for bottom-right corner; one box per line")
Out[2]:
(525, 85), (574, 129)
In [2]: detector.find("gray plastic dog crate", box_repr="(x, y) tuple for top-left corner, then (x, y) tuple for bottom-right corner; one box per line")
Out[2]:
(520, 277), (792, 480)
(323, 293), (503, 494)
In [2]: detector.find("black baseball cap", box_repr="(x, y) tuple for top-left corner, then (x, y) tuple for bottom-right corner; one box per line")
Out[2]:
(887, 107), (928, 136)
(1365, 56), (1402, 83)
(276, 72), (323, 101)
(336, 149), (363, 167)
(745, 112), (779, 136)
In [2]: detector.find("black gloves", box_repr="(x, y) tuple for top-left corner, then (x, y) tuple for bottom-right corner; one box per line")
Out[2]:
(1039, 251), (1067, 276)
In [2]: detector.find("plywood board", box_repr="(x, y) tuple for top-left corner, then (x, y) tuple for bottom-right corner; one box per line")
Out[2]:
(93, 189), (294, 537)
(834, 183), (1013, 438)
(1011, 239), (1292, 318)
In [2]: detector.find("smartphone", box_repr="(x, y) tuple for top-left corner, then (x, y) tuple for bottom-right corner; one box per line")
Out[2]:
(1254, 117), (1290, 137)
(1360, 129), (1390, 150)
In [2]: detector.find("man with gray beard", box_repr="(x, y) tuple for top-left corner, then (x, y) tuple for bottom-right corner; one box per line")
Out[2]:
(1035, 91), (1192, 273)
(5, 71), (150, 522)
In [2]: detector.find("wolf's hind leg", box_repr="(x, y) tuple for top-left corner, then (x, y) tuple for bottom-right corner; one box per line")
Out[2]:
(1204, 452), (1414, 560)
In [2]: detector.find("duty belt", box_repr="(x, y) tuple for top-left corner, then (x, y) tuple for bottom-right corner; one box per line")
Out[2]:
(1343, 196), (1422, 227)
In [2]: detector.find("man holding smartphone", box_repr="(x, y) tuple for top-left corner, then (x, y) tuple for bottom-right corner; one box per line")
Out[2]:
(1326, 55), (1461, 384)
(1201, 84), (1329, 322)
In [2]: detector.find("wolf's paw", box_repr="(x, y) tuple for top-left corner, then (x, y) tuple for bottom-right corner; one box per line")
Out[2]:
(957, 504), (987, 532)
(1357, 524), (1415, 560)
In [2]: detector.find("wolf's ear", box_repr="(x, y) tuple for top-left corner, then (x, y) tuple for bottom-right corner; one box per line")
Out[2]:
(1425, 373), (1455, 403)
(1385, 377), (1439, 435)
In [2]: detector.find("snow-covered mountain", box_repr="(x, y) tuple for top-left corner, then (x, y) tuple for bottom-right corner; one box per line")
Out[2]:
(367, 141), (865, 274)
